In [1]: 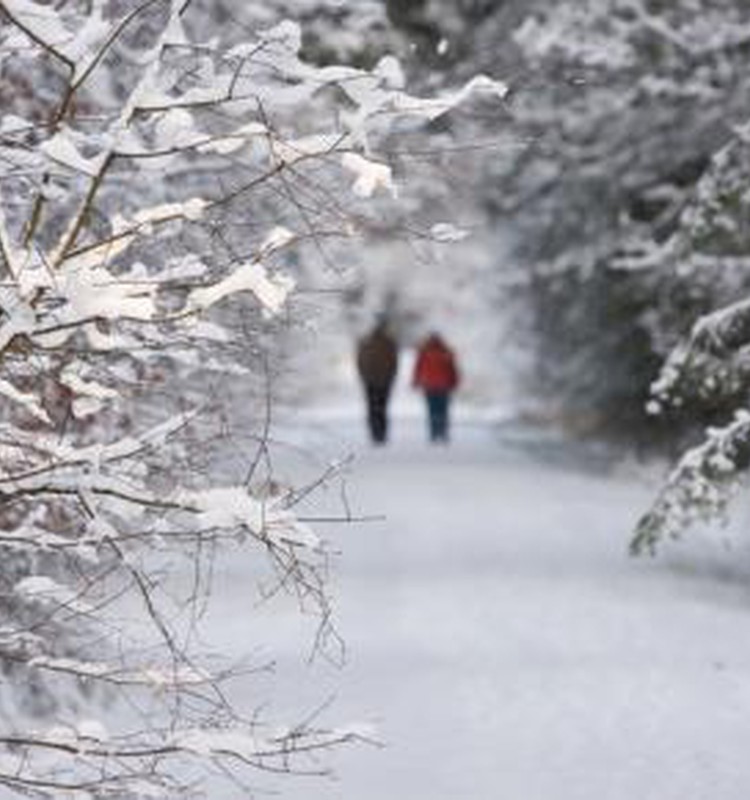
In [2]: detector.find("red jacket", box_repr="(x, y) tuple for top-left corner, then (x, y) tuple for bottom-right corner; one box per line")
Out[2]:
(413, 337), (459, 393)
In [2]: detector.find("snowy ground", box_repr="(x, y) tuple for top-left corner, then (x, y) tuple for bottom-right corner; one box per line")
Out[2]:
(200, 403), (750, 800)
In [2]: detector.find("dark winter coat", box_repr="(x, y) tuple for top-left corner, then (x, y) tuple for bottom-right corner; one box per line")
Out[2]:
(357, 327), (398, 389)
(413, 336), (459, 393)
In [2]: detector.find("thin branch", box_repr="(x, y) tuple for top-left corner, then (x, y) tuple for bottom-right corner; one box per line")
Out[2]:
(244, 354), (273, 487)
(0, 1), (76, 72)
(56, 0), (168, 123)
(52, 152), (114, 265)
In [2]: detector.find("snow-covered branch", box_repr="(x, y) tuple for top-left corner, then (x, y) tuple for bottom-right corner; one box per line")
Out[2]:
(0, 0), (506, 794)
(632, 411), (750, 554)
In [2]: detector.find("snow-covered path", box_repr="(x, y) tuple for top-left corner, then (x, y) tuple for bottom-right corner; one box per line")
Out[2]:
(207, 418), (750, 800)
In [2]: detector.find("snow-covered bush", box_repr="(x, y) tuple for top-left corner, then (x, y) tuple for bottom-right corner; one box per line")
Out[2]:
(0, 0), (504, 794)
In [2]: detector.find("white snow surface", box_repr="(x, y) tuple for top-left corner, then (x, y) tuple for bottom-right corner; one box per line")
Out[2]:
(342, 152), (396, 198)
(194, 404), (750, 800)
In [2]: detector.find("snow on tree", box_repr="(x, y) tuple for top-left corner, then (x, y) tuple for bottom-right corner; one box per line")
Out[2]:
(631, 124), (750, 553)
(381, 0), (750, 430)
(497, 0), (750, 432)
(0, 0), (503, 794)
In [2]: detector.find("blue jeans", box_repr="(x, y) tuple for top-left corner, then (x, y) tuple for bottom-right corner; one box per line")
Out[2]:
(425, 392), (450, 442)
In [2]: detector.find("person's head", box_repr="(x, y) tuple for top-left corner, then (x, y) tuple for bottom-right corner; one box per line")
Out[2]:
(374, 312), (391, 334)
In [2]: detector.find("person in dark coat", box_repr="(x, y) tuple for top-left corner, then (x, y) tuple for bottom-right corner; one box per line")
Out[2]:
(356, 319), (399, 444)
(412, 332), (460, 442)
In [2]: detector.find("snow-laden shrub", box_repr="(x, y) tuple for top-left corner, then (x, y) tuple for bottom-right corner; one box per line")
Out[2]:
(0, 0), (505, 794)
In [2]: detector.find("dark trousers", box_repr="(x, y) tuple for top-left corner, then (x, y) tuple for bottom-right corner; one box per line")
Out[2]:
(365, 384), (392, 443)
(425, 392), (450, 441)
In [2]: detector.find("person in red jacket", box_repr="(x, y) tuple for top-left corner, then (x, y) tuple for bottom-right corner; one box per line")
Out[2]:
(412, 332), (460, 442)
